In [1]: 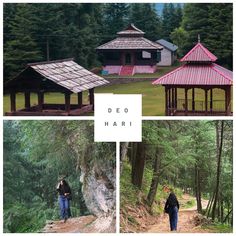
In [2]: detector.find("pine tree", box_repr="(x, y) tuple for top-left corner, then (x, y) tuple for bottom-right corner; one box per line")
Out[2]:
(162, 3), (183, 41)
(129, 3), (162, 41)
(4, 4), (42, 81)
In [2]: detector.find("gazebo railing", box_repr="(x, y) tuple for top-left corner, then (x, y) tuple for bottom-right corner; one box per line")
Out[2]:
(177, 99), (226, 112)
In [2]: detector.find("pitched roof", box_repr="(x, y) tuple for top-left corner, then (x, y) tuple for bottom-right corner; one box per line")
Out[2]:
(152, 63), (232, 86)
(97, 37), (163, 50)
(156, 39), (178, 52)
(180, 43), (217, 62)
(5, 58), (109, 93)
(117, 23), (145, 36)
(97, 23), (163, 50)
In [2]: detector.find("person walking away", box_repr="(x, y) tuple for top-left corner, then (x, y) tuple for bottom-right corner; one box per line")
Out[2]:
(56, 179), (72, 223)
(164, 189), (179, 231)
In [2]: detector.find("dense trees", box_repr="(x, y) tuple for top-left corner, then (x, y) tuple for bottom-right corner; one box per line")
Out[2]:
(121, 121), (233, 227)
(3, 3), (232, 81)
(171, 3), (232, 68)
(3, 121), (115, 232)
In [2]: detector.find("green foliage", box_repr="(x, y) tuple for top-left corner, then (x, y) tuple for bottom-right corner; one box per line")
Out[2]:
(120, 163), (139, 207)
(4, 120), (115, 232)
(181, 3), (232, 69)
(162, 3), (183, 41)
(130, 3), (162, 41)
(202, 223), (233, 233)
(3, 3), (232, 81)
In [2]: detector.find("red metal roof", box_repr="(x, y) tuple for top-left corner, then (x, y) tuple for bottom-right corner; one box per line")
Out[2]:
(152, 63), (232, 86)
(180, 43), (217, 62)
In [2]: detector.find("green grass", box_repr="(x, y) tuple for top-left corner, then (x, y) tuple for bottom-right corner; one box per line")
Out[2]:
(202, 223), (233, 233)
(182, 199), (196, 209)
(4, 79), (230, 116)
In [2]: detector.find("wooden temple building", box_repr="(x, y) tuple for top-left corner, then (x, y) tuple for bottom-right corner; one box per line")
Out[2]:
(97, 24), (163, 76)
(153, 41), (233, 116)
(4, 58), (109, 116)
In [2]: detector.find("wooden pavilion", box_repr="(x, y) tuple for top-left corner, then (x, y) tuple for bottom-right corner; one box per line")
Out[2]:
(153, 41), (233, 116)
(4, 58), (109, 116)
(97, 24), (163, 76)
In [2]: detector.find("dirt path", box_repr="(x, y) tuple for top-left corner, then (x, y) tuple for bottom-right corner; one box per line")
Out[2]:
(42, 216), (96, 233)
(148, 194), (211, 233)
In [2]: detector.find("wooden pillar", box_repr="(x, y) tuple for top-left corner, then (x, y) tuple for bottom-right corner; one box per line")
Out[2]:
(168, 88), (171, 114)
(185, 88), (188, 115)
(24, 92), (31, 110)
(174, 88), (177, 109)
(38, 92), (44, 112)
(205, 89), (208, 115)
(192, 88), (195, 112)
(10, 92), (16, 112)
(210, 89), (213, 113)
(165, 87), (168, 116)
(65, 93), (71, 113)
(225, 86), (231, 116)
(89, 88), (94, 109)
(171, 88), (175, 111)
(77, 92), (83, 109)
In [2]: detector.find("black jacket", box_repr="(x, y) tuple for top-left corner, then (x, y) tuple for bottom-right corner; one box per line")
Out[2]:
(164, 193), (179, 212)
(57, 184), (71, 196)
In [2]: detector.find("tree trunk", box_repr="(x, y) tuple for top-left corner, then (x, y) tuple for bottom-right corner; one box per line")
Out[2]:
(211, 121), (224, 221)
(120, 142), (129, 173)
(195, 163), (202, 213)
(147, 147), (161, 207)
(131, 142), (146, 189)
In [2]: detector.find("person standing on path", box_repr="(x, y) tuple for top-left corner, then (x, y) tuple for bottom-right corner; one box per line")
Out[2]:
(56, 178), (72, 223)
(164, 189), (179, 231)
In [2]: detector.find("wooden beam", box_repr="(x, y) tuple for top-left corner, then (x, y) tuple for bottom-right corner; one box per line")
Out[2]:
(205, 89), (208, 115)
(165, 87), (168, 116)
(185, 88), (188, 115)
(24, 92), (31, 110)
(192, 88), (195, 112)
(38, 92), (44, 112)
(168, 88), (171, 115)
(226, 87), (231, 116)
(174, 88), (177, 109)
(89, 88), (94, 110)
(10, 92), (16, 112)
(65, 93), (71, 113)
(171, 88), (174, 111)
(77, 92), (83, 108)
(210, 89), (213, 113)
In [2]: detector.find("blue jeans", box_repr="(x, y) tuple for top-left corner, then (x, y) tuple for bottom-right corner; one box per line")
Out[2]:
(169, 206), (178, 231)
(59, 195), (69, 219)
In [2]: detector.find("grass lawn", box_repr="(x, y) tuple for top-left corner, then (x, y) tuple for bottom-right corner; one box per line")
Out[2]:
(3, 81), (229, 116)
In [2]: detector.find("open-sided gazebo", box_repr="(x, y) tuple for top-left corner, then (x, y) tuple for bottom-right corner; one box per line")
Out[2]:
(153, 42), (233, 116)
(4, 58), (109, 116)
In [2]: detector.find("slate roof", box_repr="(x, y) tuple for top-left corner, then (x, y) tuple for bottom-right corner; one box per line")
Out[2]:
(97, 24), (163, 50)
(5, 58), (109, 93)
(156, 39), (178, 52)
(117, 23), (145, 36)
(180, 43), (217, 62)
(97, 37), (163, 50)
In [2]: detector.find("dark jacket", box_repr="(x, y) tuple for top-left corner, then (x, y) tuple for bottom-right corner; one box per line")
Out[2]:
(164, 192), (179, 212)
(57, 183), (71, 196)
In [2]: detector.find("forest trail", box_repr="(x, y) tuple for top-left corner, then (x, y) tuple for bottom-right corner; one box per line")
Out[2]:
(42, 215), (96, 233)
(148, 194), (212, 233)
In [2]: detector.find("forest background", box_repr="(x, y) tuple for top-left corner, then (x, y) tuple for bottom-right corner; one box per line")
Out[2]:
(3, 121), (116, 232)
(120, 120), (233, 232)
(4, 3), (232, 82)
